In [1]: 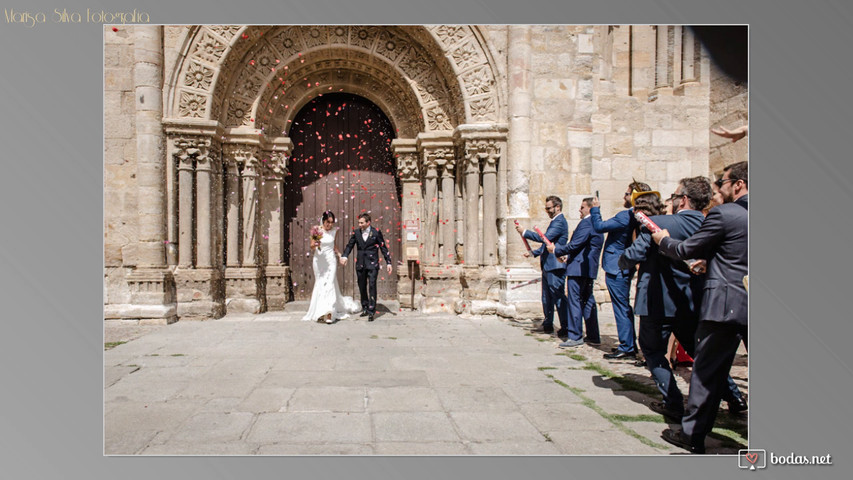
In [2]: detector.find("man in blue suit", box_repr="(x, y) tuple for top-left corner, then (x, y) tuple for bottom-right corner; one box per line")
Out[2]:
(591, 181), (652, 360)
(547, 198), (604, 347)
(515, 196), (569, 339)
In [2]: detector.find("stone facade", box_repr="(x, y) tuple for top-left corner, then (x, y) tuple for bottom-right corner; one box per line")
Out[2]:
(104, 25), (747, 323)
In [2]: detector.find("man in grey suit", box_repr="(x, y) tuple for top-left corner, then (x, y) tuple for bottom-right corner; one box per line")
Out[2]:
(652, 161), (749, 454)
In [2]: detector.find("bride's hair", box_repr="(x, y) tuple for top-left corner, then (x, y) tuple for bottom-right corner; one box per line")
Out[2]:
(321, 210), (336, 223)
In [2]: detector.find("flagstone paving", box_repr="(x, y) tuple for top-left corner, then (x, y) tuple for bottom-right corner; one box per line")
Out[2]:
(105, 307), (747, 455)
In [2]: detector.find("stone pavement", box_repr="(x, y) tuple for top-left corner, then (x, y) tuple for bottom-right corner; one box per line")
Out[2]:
(104, 305), (748, 455)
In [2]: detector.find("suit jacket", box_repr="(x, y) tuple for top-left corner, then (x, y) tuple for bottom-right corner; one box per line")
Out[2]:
(658, 196), (748, 326)
(590, 207), (635, 276)
(619, 210), (706, 318)
(524, 214), (569, 273)
(554, 216), (604, 278)
(342, 226), (393, 270)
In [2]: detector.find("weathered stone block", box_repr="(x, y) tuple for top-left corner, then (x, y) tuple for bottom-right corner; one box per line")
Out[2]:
(591, 158), (612, 180)
(534, 78), (575, 100)
(652, 130), (693, 147)
(605, 134), (633, 156)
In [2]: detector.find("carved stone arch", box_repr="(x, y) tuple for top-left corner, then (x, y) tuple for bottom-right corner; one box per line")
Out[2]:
(167, 25), (504, 137)
(421, 25), (505, 124)
(252, 46), (426, 138)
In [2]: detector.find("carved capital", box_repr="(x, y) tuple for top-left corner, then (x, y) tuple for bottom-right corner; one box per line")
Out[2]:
(463, 139), (501, 173)
(422, 148), (452, 179)
(223, 144), (260, 167)
(172, 135), (213, 168)
(263, 151), (289, 178)
(396, 152), (419, 181)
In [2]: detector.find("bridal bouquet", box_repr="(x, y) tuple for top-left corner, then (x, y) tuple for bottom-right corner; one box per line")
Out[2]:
(309, 226), (323, 250)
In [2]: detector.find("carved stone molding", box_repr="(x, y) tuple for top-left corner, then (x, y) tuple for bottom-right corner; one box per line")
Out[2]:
(170, 25), (503, 136)
(172, 136), (213, 164)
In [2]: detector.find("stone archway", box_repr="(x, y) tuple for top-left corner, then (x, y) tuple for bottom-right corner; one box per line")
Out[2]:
(162, 25), (509, 316)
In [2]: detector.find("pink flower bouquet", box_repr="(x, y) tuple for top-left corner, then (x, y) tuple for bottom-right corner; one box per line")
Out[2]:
(309, 225), (323, 250)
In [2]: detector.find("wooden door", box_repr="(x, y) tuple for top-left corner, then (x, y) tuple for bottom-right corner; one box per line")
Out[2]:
(284, 93), (401, 301)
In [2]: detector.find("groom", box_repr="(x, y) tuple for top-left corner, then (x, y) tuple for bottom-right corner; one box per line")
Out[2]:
(340, 213), (393, 321)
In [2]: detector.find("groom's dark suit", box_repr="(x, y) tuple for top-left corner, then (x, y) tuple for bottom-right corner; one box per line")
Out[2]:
(342, 226), (392, 315)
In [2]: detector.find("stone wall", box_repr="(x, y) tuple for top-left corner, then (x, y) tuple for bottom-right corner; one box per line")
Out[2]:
(709, 61), (748, 175)
(104, 25), (139, 307)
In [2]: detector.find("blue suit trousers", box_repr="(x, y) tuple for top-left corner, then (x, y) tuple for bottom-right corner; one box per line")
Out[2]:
(566, 276), (599, 342)
(541, 270), (568, 334)
(605, 271), (636, 353)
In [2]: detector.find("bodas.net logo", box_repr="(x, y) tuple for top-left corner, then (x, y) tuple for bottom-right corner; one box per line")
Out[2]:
(738, 449), (767, 470)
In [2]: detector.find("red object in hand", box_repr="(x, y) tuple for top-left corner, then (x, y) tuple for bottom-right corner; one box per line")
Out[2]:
(534, 226), (553, 247)
(634, 211), (662, 233)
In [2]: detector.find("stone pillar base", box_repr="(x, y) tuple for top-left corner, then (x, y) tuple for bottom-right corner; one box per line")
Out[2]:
(498, 267), (543, 320)
(121, 269), (178, 324)
(264, 265), (291, 311)
(174, 267), (225, 320)
(225, 267), (264, 314)
(460, 265), (502, 301)
(418, 264), (462, 313)
(674, 82), (704, 97)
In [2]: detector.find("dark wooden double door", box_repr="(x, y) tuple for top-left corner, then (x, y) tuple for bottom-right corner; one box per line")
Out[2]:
(284, 93), (401, 301)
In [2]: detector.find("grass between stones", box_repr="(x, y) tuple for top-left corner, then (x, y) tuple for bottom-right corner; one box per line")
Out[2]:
(542, 354), (748, 449)
(548, 374), (668, 450)
(104, 341), (126, 350)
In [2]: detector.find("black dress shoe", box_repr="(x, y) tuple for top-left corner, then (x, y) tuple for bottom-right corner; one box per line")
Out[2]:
(661, 428), (704, 454)
(368, 314), (375, 322)
(633, 359), (647, 367)
(728, 398), (748, 414)
(360, 311), (369, 317)
(603, 350), (637, 360)
(531, 325), (554, 334)
(611, 347), (618, 353)
(649, 401), (684, 420)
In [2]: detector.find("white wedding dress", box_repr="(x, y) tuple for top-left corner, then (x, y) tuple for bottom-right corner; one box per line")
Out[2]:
(301, 227), (361, 321)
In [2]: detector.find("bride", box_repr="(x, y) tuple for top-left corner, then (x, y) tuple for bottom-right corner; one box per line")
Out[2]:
(301, 211), (361, 323)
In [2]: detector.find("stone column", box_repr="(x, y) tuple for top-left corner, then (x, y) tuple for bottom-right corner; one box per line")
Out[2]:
(176, 141), (195, 268)
(194, 148), (214, 269)
(133, 25), (166, 270)
(212, 143), (225, 271)
(421, 151), (440, 266)
(506, 25), (533, 266)
(436, 155), (456, 265)
(481, 146), (498, 266)
(392, 139), (422, 310)
(462, 146), (480, 267)
(655, 25), (673, 93)
(224, 149), (242, 268)
(263, 151), (291, 310)
(223, 144), (264, 314)
(242, 155), (260, 266)
(125, 25), (176, 323)
(165, 139), (178, 267)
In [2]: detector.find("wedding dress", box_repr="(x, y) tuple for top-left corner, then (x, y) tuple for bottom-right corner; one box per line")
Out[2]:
(301, 227), (361, 322)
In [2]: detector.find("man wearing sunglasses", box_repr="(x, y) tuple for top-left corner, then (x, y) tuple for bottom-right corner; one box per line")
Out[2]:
(651, 161), (749, 454)
(516, 196), (570, 340)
